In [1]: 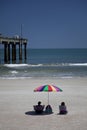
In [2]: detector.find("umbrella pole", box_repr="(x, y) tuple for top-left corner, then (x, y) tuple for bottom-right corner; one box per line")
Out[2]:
(48, 92), (49, 105)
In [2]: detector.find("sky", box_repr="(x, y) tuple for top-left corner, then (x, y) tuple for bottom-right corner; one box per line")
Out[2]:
(0, 0), (87, 48)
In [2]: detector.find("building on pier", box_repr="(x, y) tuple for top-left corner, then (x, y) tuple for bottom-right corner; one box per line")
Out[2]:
(0, 35), (28, 64)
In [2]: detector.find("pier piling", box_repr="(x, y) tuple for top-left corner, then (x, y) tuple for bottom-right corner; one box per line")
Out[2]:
(0, 36), (28, 64)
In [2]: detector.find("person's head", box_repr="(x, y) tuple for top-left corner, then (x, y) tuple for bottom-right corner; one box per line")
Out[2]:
(38, 101), (41, 105)
(61, 102), (65, 106)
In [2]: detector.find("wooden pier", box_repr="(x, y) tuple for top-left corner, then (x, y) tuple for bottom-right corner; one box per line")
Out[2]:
(0, 35), (28, 64)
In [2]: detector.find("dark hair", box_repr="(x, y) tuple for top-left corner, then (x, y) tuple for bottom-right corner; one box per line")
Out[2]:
(61, 102), (65, 106)
(38, 101), (41, 105)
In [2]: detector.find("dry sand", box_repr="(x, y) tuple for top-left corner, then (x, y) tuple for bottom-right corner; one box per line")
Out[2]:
(0, 77), (87, 130)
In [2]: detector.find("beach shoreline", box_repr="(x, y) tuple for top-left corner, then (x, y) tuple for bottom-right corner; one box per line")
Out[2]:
(0, 77), (87, 130)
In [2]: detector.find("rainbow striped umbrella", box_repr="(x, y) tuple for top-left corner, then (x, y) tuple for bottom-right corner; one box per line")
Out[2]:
(34, 85), (62, 104)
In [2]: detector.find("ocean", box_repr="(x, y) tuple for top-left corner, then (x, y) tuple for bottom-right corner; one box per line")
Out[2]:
(0, 48), (87, 79)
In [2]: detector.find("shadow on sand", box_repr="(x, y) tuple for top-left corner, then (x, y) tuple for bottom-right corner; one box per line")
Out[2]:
(25, 111), (53, 116)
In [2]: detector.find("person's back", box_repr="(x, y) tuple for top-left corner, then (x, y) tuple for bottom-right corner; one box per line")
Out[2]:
(34, 101), (44, 113)
(45, 105), (52, 114)
(59, 102), (67, 114)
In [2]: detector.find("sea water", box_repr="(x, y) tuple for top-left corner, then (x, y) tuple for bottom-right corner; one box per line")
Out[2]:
(0, 48), (87, 79)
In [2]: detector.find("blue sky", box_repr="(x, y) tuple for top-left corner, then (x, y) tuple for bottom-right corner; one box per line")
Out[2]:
(0, 0), (87, 48)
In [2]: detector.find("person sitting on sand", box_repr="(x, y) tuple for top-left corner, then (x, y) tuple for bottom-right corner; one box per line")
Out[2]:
(45, 104), (53, 114)
(33, 101), (45, 114)
(59, 102), (67, 114)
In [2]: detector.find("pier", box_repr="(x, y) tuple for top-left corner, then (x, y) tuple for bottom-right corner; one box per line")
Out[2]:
(0, 35), (28, 64)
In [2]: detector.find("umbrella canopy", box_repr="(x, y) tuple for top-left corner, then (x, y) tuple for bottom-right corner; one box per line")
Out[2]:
(34, 85), (62, 104)
(34, 85), (62, 92)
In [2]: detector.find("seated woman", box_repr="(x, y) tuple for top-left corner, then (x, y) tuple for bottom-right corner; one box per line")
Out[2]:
(33, 101), (45, 114)
(45, 104), (53, 114)
(59, 102), (68, 114)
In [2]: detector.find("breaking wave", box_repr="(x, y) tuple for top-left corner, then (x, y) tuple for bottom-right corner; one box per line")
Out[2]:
(3, 63), (87, 68)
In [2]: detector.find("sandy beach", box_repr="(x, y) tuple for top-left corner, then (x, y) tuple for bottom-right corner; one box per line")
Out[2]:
(0, 77), (87, 130)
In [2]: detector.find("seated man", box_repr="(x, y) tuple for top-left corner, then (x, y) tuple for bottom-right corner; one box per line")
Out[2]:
(59, 102), (68, 114)
(33, 101), (45, 114)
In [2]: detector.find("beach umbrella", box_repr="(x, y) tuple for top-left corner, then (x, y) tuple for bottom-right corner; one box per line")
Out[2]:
(34, 85), (63, 105)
